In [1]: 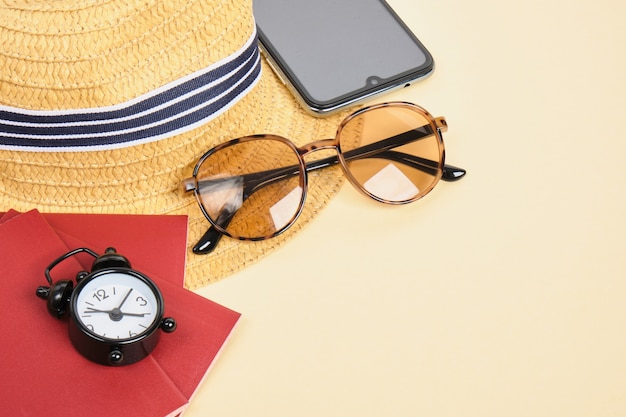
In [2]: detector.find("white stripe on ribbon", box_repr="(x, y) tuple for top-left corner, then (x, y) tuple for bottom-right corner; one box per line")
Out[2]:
(0, 28), (261, 152)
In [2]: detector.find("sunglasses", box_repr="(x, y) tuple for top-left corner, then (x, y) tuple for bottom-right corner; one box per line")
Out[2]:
(183, 102), (466, 254)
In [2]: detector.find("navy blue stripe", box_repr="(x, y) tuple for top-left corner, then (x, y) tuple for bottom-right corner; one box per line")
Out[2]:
(0, 37), (258, 126)
(0, 50), (259, 137)
(1, 58), (261, 148)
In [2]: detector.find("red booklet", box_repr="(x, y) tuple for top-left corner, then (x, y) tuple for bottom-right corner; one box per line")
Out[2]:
(1, 209), (189, 286)
(0, 210), (240, 416)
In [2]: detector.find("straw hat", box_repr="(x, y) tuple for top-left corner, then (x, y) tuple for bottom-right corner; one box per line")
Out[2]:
(0, 0), (347, 289)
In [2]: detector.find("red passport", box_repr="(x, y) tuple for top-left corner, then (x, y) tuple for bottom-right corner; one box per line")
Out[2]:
(1, 209), (188, 286)
(0, 210), (241, 416)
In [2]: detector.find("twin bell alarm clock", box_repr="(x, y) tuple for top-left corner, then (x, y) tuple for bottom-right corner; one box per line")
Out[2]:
(36, 247), (176, 366)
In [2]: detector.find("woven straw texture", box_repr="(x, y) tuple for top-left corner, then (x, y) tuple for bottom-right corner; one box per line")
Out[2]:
(0, 0), (347, 289)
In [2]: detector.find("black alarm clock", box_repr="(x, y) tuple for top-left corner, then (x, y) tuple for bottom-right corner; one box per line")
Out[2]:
(36, 247), (176, 366)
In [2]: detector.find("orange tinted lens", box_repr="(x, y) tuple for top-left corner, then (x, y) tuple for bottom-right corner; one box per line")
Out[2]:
(195, 136), (305, 239)
(338, 104), (444, 203)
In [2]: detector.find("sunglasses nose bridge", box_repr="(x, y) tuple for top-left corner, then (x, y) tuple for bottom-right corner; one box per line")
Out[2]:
(298, 138), (339, 157)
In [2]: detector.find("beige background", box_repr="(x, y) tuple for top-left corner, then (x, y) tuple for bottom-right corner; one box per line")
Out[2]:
(187, 0), (626, 415)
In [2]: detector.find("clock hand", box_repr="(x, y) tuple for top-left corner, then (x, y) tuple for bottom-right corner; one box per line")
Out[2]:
(84, 289), (150, 321)
(116, 288), (133, 309)
(93, 289), (135, 321)
(118, 311), (149, 317)
(83, 307), (148, 317)
(84, 307), (114, 314)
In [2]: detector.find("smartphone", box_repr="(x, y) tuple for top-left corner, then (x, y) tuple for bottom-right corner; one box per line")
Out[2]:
(253, 0), (434, 116)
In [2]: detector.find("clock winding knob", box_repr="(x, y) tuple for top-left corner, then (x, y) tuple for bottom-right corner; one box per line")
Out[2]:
(108, 349), (124, 365)
(161, 317), (177, 333)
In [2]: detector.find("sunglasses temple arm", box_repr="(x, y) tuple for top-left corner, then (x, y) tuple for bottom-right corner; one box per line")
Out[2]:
(193, 208), (236, 254)
(305, 150), (465, 181)
(304, 152), (465, 182)
(370, 151), (466, 181)
(338, 128), (466, 180)
(442, 164), (466, 181)
(193, 225), (225, 254)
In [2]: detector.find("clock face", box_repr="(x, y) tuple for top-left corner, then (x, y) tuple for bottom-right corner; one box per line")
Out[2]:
(73, 271), (161, 341)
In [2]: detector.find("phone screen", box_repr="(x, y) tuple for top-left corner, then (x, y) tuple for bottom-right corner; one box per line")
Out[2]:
(254, 0), (433, 114)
